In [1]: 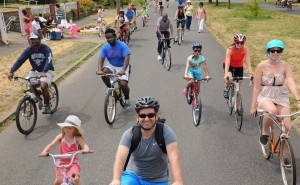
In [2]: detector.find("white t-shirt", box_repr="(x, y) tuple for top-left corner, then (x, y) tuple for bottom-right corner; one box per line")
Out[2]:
(32, 20), (41, 34)
(115, 14), (128, 28)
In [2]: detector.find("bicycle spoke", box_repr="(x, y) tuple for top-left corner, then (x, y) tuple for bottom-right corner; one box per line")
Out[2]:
(16, 97), (37, 135)
(104, 91), (116, 125)
(165, 49), (172, 71)
(235, 92), (243, 131)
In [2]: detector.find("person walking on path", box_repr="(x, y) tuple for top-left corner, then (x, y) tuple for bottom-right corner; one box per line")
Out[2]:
(109, 97), (183, 185)
(196, 2), (207, 33)
(185, 0), (193, 31)
(22, 8), (33, 45)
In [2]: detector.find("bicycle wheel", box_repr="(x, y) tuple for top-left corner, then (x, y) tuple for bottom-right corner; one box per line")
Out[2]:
(279, 138), (296, 185)
(49, 82), (59, 114)
(164, 48), (172, 71)
(192, 93), (202, 127)
(16, 97), (37, 135)
(104, 90), (116, 125)
(259, 116), (272, 160)
(178, 29), (182, 45)
(227, 85), (234, 115)
(186, 87), (192, 105)
(143, 19), (145, 27)
(235, 92), (243, 131)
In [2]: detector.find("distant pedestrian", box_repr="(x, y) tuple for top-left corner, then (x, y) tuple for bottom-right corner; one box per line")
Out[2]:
(22, 8), (33, 45)
(98, 5), (104, 18)
(55, 4), (64, 24)
(196, 2), (206, 33)
(184, 0), (193, 30)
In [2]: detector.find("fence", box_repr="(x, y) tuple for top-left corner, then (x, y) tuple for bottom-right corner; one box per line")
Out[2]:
(0, 12), (9, 44)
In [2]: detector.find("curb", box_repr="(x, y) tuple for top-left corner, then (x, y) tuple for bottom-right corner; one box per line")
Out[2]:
(0, 42), (104, 126)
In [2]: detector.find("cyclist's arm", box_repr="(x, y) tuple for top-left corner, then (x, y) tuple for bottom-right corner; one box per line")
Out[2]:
(224, 47), (232, 78)
(9, 48), (30, 74)
(76, 136), (90, 153)
(114, 19), (117, 27)
(169, 22), (174, 37)
(157, 25), (163, 37)
(285, 62), (300, 105)
(122, 55), (130, 72)
(42, 47), (53, 73)
(244, 46), (252, 76)
(111, 145), (129, 184)
(98, 57), (105, 72)
(39, 134), (62, 156)
(174, 10), (178, 20)
(184, 58), (190, 77)
(202, 61), (211, 79)
(250, 63), (263, 116)
(167, 142), (183, 185)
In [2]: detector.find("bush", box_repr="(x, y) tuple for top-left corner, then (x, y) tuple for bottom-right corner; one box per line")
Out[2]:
(247, 0), (260, 16)
(78, 0), (97, 12)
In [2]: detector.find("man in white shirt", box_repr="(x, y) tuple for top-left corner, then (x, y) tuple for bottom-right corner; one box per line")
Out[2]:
(32, 16), (48, 41)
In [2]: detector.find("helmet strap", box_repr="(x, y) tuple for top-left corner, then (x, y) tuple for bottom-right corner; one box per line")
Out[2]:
(267, 53), (280, 63)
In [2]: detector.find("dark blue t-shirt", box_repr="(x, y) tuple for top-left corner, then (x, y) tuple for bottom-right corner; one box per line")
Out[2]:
(100, 40), (131, 67)
(10, 44), (54, 73)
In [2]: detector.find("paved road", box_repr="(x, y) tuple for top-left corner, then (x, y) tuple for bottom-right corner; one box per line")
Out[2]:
(0, 2), (300, 184)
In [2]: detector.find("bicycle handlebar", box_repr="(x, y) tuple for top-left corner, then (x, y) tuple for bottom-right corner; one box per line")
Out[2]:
(96, 72), (121, 78)
(226, 76), (253, 86)
(256, 109), (300, 119)
(13, 76), (41, 81)
(46, 150), (93, 168)
(183, 77), (211, 82)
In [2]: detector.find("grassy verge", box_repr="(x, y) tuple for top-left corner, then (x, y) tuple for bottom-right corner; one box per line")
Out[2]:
(201, 2), (300, 132)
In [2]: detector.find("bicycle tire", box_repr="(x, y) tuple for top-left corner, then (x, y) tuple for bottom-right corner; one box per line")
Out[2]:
(143, 19), (145, 27)
(259, 115), (272, 160)
(104, 90), (116, 125)
(192, 94), (202, 127)
(164, 48), (172, 71)
(279, 138), (296, 185)
(16, 97), (37, 135)
(178, 29), (182, 45)
(235, 92), (243, 131)
(227, 85), (234, 115)
(49, 82), (59, 114)
(186, 88), (192, 104)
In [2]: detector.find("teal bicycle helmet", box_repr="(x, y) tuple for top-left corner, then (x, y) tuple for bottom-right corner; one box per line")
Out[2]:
(266, 39), (284, 53)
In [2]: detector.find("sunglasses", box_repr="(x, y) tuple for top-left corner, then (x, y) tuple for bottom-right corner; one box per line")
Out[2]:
(138, 113), (156, 118)
(269, 49), (283, 53)
(193, 49), (201, 53)
(235, 41), (244, 45)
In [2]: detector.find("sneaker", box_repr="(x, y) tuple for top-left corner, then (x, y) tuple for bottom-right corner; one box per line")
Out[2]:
(183, 32), (186, 36)
(167, 45), (171, 48)
(237, 109), (243, 116)
(41, 39), (46, 42)
(42, 106), (51, 114)
(198, 30), (201, 33)
(124, 99), (131, 109)
(45, 38), (50, 40)
(134, 27), (137, 30)
(259, 135), (270, 158)
(223, 88), (229, 99)
(157, 55), (162, 61)
(183, 88), (188, 96)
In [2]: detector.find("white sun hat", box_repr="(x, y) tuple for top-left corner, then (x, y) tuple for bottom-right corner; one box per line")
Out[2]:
(187, 0), (191, 2)
(57, 115), (84, 136)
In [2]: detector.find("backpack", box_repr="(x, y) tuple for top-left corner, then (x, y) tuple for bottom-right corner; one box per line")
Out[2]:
(123, 118), (167, 170)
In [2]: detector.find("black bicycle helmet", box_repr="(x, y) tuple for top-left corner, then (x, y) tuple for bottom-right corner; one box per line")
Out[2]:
(135, 97), (160, 113)
(192, 42), (202, 49)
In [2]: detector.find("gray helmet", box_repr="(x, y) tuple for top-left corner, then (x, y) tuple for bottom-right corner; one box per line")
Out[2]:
(135, 97), (160, 113)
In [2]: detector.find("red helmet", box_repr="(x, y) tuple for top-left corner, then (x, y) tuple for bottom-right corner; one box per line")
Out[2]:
(234, 34), (246, 42)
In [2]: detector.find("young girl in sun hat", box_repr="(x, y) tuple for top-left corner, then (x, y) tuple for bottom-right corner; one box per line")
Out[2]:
(39, 115), (90, 185)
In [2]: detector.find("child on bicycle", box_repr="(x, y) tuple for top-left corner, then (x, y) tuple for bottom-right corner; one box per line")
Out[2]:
(183, 42), (211, 96)
(140, 6), (148, 24)
(39, 115), (90, 185)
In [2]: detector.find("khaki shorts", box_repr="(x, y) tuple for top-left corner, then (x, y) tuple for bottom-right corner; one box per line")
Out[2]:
(103, 63), (130, 81)
(28, 70), (54, 86)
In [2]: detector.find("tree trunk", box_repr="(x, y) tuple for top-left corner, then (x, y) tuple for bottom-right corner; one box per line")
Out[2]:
(228, 0), (231, 9)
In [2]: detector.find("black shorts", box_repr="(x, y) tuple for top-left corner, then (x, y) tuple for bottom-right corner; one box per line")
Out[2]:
(177, 19), (185, 28)
(223, 63), (244, 78)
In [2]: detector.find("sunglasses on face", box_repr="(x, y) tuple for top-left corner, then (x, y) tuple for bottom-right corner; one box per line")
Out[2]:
(193, 49), (201, 53)
(138, 113), (156, 118)
(235, 41), (244, 45)
(269, 49), (283, 53)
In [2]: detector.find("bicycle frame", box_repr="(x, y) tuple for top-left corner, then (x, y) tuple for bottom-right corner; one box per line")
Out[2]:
(190, 78), (206, 108)
(257, 109), (300, 154)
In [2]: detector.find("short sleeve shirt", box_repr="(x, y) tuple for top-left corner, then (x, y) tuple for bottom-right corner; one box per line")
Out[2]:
(157, 17), (171, 32)
(120, 124), (177, 182)
(188, 54), (205, 73)
(115, 15), (128, 28)
(100, 40), (131, 67)
(125, 10), (135, 20)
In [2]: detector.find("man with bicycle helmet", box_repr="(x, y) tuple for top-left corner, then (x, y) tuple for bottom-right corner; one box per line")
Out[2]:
(156, 13), (173, 61)
(109, 97), (183, 185)
(250, 39), (300, 157)
(97, 28), (131, 109)
(223, 34), (253, 112)
(183, 42), (211, 96)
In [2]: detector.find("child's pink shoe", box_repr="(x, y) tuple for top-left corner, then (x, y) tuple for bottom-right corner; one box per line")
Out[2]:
(182, 88), (188, 96)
